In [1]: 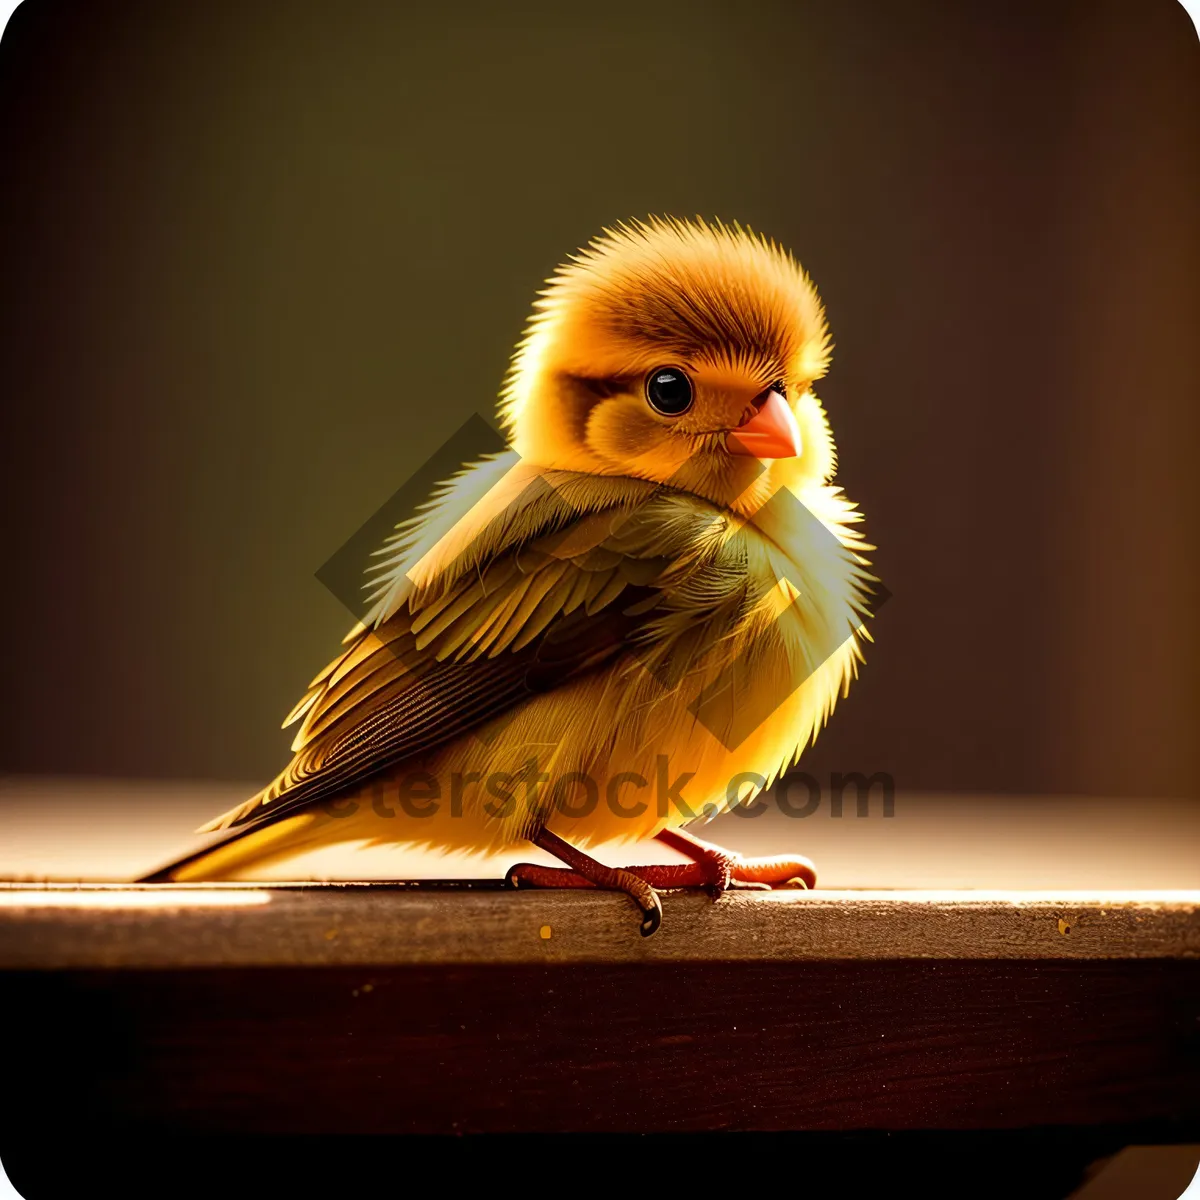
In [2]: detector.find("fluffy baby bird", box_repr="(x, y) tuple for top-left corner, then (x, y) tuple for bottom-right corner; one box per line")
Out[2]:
(144, 217), (875, 935)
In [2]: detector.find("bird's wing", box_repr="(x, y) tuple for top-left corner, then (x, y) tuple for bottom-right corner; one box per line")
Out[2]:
(201, 471), (742, 832)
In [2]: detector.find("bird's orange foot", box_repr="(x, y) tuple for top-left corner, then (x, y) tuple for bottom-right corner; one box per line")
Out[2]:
(509, 858), (728, 894)
(508, 830), (663, 936)
(507, 851), (812, 905)
(507, 827), (815, 936)
(655, 827), (816, 897)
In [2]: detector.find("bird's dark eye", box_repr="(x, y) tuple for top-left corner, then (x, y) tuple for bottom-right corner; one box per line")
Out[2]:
(645, 367), (693, 416)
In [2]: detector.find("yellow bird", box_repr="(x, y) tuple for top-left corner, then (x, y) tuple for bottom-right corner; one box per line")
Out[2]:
(143, 217), (876, 935)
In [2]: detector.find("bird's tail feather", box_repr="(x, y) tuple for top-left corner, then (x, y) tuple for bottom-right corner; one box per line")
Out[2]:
(136, 812), (320, 882)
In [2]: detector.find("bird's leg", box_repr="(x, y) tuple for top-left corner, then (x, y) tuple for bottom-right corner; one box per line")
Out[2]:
(654, 827), (816, 897)
(507, 828), (663, 936)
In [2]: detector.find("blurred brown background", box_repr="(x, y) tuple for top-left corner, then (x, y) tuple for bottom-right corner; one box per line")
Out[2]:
(0, 0), (1197, 802)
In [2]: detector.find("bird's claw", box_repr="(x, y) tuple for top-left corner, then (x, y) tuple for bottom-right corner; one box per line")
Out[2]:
(700, 851), (735, 900)
(505, 858), (664, 937)
(639, 892), (663, 937)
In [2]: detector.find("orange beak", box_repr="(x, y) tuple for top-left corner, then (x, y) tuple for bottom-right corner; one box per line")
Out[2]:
(727, 390), (803, 458)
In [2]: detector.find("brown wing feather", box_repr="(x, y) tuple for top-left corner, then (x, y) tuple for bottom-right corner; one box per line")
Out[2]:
(197, 477), (736, 835)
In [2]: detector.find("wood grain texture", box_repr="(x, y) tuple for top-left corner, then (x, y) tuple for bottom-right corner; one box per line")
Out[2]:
(1, 883), (1198, 966)
(3, 960), (1198, 1135)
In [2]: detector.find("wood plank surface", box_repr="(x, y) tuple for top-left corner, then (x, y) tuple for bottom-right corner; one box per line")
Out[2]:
(1, 884), (1198, 1138)
(2, 883), (1199, 966)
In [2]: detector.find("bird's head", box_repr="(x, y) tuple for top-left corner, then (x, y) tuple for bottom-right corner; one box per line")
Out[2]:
(499, 217), (837, 511)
